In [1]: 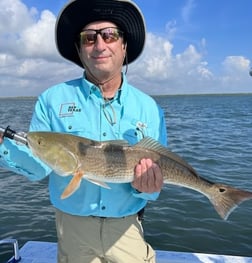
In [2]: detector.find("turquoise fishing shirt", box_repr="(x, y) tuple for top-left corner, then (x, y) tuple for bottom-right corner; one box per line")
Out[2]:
(0, 74), (167, 217)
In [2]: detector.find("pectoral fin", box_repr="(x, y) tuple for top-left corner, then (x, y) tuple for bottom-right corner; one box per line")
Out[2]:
(61, 170), (84, 199)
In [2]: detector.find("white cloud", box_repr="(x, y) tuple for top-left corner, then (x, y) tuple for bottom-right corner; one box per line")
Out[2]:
(0, 0), (36, 34)
(0, 0), (251, 97)
(222, 56), (250, 74)
(0, 0), (81, 96)
(17, 10), (58, 60)
(219, 56), (251, 92)
(128, 33), (214, 94)
(128, 33), (251, 95)
(0, 0), (59, 61)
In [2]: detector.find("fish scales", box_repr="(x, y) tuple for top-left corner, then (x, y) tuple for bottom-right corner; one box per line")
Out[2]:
(78, 143), (135, 182)
(77, 142), (161, 182)
(26, 131), (252, 220)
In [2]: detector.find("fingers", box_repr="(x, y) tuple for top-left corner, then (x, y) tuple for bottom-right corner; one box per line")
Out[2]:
(132, 158), (163, 193)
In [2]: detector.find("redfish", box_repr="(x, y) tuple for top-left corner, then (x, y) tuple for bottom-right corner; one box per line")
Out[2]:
(27, 131), (252, 220)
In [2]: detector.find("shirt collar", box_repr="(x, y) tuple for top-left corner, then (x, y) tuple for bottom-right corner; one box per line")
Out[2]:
(81, 72), (129, 105)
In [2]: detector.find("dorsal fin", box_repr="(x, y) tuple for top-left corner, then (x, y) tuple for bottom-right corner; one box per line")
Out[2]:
(134, 137), (198, 175)
(134, 137), (168, 155)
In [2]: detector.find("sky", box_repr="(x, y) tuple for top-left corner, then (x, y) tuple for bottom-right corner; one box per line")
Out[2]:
(0, 0), (251, 97)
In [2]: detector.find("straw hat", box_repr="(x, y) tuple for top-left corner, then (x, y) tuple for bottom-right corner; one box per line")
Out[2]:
(55, 0), (146, 68)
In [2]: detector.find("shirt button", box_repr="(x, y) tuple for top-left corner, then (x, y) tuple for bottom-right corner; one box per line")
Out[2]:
(101, 206), (106, 210)
(68, 126), (72, 130)
(3, 151), (8, 155)
(102, 132), (107, 137)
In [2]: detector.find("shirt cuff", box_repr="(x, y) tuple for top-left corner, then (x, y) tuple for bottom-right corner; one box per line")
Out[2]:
(0, 138), (51, 180)
(132, 187), (160, 201)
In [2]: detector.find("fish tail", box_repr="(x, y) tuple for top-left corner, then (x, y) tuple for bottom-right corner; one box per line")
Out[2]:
(61, 170), (84, 199)
(210, 184), (252, 220)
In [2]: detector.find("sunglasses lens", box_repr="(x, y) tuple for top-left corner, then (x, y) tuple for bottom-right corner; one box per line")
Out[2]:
(80, 28), (123, 45)
(80, 31), (97, 45)
(100, 28), (121, 43)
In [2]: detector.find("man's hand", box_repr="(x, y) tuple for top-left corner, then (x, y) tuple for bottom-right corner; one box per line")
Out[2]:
(132, 158), (163, 193)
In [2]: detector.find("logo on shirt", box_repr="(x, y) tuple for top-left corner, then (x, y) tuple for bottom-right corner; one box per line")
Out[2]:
(59, 103), (82, 117)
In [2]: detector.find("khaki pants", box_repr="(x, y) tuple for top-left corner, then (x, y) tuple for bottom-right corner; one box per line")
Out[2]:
(55, 209), (155, 263)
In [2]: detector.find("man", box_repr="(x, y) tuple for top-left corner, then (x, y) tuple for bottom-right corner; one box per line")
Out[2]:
(0, 0), (167, 262)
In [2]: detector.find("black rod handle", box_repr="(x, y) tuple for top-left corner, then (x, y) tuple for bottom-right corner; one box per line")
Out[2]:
(0, 126), (28, 146)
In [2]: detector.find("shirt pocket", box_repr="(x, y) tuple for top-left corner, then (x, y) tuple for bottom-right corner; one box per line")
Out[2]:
(120, 119), (153, 145)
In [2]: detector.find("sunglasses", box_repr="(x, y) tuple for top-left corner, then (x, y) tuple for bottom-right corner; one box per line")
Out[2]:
(80, 27), (124, 45)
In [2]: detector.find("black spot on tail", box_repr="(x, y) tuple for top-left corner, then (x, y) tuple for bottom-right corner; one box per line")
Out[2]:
(219, 188), (226, 193)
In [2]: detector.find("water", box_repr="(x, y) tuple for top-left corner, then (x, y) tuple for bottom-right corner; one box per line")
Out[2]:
(0, 94), (252, 261)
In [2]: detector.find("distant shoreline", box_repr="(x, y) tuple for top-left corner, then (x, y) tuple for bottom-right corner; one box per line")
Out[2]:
(0, 96), (37, 99)
(0, 92), (252, 99)
(152, 92), (252, 97)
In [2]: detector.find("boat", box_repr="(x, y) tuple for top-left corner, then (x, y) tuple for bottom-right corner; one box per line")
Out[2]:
(2, 239), (252, 263)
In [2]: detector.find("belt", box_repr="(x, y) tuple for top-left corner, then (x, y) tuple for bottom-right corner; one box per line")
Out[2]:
(91, 208), (145, 221)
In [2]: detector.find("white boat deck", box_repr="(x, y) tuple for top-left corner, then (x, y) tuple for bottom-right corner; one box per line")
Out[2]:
(9, 240), (252, 263)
